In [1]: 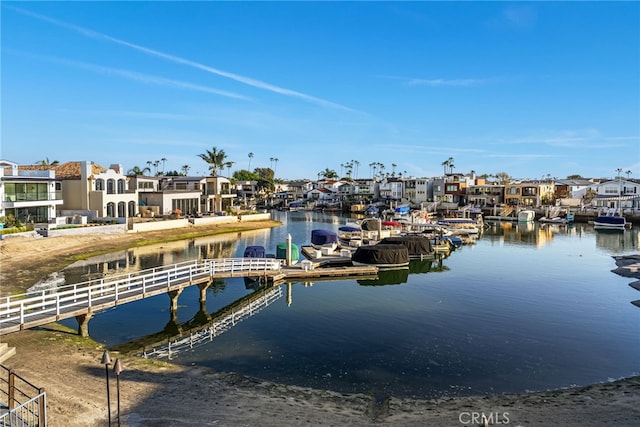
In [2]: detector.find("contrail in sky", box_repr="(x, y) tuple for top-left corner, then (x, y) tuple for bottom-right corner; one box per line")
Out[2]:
(7, 5), (359, 112)
(7, 49), (252, 100)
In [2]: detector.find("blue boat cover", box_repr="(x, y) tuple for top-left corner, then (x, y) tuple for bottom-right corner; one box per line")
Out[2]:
(339, 226), (361, 232)
(311, 229), (339, 245)
(243, 246), (266, 258)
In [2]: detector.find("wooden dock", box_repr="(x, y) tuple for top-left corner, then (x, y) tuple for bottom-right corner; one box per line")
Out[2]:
(278, 264), (378, 282)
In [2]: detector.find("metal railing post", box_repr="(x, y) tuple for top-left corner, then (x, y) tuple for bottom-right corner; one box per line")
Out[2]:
(8, 369), (15, 410)
(39, 387), (47, 427)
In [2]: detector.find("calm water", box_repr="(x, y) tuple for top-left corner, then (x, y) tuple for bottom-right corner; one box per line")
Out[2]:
(58, 211), (640, 398)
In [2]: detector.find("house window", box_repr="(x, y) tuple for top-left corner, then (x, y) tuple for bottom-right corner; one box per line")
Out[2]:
(95, 179), (104, 191)
(107, 179), (115, 194)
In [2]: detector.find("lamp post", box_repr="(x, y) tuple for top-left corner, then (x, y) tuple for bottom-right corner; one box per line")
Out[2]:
(100, 350), (112, 426)
(113, 359), (123, 427)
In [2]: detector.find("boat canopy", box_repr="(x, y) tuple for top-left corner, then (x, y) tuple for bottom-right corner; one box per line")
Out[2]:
(395, 205), (410, 213)
(338, 225), (361, 232)
(243, 246), (266, 258)
(276, 242), (300, 261)
(311, 229), (339, 246)
(379, 236), (432, 256)
(352, 244), (409, 266)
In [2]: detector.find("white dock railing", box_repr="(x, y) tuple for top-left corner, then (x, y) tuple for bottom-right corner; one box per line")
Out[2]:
(142, 285), (283, 359)
(0, 258), (282, 333)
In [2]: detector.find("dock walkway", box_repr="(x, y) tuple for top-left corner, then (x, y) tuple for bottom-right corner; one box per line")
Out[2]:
(0, 258), (378, 335)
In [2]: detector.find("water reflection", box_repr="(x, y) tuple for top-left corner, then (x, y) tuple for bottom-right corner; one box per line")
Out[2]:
(111, 283), (283, 359)
(52, 213), (639, 399)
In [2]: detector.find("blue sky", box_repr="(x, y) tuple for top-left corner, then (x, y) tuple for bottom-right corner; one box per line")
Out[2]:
(2, 1), (639, 180)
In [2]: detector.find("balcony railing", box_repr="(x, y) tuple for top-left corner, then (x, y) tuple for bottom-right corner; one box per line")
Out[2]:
(3, 193), (60, 203)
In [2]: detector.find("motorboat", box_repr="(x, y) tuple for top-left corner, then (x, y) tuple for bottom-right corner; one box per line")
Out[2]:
(243, 246), (266, 258)
(310, 229), (339, 253)
(594, 209), (627, 231)
(338, 225), (363, 247)
(538, 216), (570, 224)
(351, 244), (410, 269)
(377, 235), (433, 259)
(517, 210), (535, 222)
(276, 242), (300, 264)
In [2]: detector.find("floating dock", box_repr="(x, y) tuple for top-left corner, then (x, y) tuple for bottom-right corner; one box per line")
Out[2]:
(277, 263), (379, 282)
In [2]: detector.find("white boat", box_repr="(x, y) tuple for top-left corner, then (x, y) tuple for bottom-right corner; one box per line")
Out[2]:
(517, 210), (535, 222)
(594, 209), (627, 231)
(538, 216), (569, 224)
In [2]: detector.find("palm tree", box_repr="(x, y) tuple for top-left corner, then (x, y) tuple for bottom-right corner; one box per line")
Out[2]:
(248, 152), (254, 170)
(224, 161), (235, 177)
(353, 160), (360, 179)
(127, 165), (151, 176)
(273, 158), (279, 176)
(441, 157), (454, 174)
(161, 157), (167, 174)
(320, 168), (338, 179)
(391, 163), (397, 176)
(36, 158), (59, 166)
(625, 170), (632, 179)
(181, 165), (191, 176)
(153, 160), (160, 175)
(198, 147), (228, 176)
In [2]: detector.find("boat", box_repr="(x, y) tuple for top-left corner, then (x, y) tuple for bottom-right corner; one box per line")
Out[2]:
(338, 225), (363, 247)
(310, 229), (340, 253)
(594, 174), (628, 231)
(276, 242), (300, 264)
(243, 245), (266, 258)
(364, 205), (380, 217)
(377, 235), (433, 259)
(517, 210), (535, 222)
(436, 218), (481, 235)
(351, 243), (410, 269)
(594, 208), (627, 231)
(538, 216), (570, 224)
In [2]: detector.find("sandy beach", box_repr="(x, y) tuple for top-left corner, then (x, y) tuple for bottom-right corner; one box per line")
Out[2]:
(1, 224), (639, 426)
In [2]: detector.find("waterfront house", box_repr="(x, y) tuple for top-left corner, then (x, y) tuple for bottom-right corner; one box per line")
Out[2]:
(403, 177), (429, 205)
(467, 182), (505, 207)
(593, 178), (640, 212)
(379, 177), (404, 203)
(504, 180), (555, 207)
(0, 159), (63, 225)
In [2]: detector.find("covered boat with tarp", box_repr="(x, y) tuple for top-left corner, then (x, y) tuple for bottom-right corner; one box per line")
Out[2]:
(243, 246), (266, 258)
(310, 229), (339, 251)
(276, 242), (300, 264)
(378, 235), (433, 259)
(351, 243), (409, 269)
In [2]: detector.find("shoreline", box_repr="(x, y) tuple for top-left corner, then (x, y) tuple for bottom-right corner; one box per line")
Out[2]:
(3, 326), (639, 426)
(1, 221), (639, 425)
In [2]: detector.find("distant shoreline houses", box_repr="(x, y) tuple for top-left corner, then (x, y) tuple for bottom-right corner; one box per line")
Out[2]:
(1, 159), (639, 229)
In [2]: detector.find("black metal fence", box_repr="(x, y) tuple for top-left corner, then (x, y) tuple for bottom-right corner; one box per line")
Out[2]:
(0, 365), (46, 427)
